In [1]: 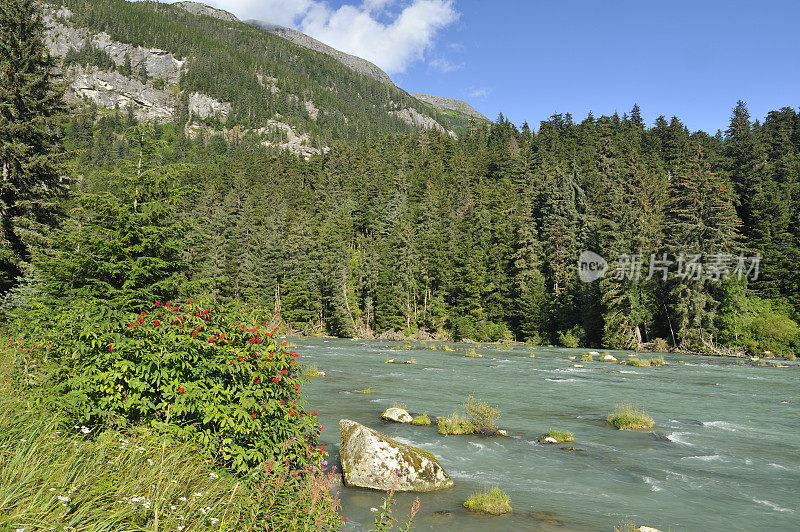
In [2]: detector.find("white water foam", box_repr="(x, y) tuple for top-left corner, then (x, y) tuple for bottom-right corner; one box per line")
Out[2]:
(753, 498), (795, 513)
(468, 441), (490, 452)
(643, 476), (663, 491)
(682, 454), (724, 462)
(545, 378), (578, 383)
(702, 421), (745, 432)
(769, 463), (789, 470)
(666, 432), (695, 446)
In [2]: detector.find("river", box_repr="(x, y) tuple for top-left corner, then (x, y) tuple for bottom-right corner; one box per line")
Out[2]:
(293, 337), (799, 531)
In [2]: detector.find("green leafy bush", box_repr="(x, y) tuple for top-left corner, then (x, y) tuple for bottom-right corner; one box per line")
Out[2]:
(437, 412), (474, 435)
(0, 346), (344, 530)
(16, 298), (323, 473)
(411, 414), (430, 426)
(719, 292), (800, 356)
(462, 395), (501, 434)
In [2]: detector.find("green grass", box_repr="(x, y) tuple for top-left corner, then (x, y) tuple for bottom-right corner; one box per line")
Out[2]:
(358, 387), (374, 394)
(543, 430), (574, 443)
(411, 414), (431, 426)
(628, 355), (665, 367)
(607, 403), (655, 430)
(302, 362), (325, 376)
(0, 350), (342, 530)
(437, 413), (475, 435)
(464, 348), (483, 358)
(463, 486), (512, 515)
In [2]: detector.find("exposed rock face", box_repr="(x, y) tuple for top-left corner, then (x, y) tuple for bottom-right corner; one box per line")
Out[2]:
(412, 94), (488, 121)
(188, 92), (232, 119)
(174, 1), (239, 22)
(381, 408), (413, 423)
(247, 20), (395, 86)
(67, 65), (175, 121)
(389, 108), (457, 138)
(45, 10), (184, 85)
(339, 419), (453, 492)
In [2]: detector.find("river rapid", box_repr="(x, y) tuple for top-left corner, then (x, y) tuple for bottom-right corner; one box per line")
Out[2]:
(294, 337), (799, 531)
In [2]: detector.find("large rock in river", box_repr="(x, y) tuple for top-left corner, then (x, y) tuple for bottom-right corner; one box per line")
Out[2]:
(381, 407), (413, 423)
(339, 419), (454, 492)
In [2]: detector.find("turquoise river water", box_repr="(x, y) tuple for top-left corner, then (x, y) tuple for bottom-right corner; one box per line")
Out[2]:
(293, 337), (799, 531)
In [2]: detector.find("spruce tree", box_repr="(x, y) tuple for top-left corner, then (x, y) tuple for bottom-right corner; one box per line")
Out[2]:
(0, 0), (66, 293)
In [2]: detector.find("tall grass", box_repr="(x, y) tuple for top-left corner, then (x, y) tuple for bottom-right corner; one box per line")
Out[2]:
(463, 486), (512, 515)
(607, 403), (655, 430)
(0, 351), (343, 531)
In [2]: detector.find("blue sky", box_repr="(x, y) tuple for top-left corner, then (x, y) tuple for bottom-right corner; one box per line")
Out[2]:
(183, 0), (800, 133)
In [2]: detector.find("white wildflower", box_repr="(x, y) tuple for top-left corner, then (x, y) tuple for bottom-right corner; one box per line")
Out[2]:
(209, 472), (219, 479)
(210, 518), (219, 525)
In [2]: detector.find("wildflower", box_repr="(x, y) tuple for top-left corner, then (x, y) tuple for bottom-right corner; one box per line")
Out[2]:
(80, 426), (91, 434)
(210, 518), (219, 525)
(165, 302), (171, 308)
(188, 298), (193, 303)
(192, 330), (198, 338)
(280, 400), (285, 405)
(178, 387), (185, 393)
(147, 459), (154, 465)
(155, 300), (161, 306)
(294, 382), (300, 390)
(108, 345), (113, 352)
(272, 377), (279, 383)
(209, 338), (214, 343)
(322, 460), (328, 466)
(238, 357), (244, 362)
(209, 472), (219, 479)
(280, 369), (288, 375)
(254, 378), (260, 384)
(153, 320), (160, 326)
(251, 413), (257, 418)
(312, 411), (317, 415)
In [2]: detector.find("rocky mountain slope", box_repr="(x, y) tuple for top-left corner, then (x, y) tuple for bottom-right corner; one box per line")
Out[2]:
(44, 0), (483, 157)
(247, 19), (395, 87)
(177, 3), (487, 123)
(411, 94), (488, 121)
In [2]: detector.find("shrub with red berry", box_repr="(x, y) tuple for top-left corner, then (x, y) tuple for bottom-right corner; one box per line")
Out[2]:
(28, 298), (325, 474)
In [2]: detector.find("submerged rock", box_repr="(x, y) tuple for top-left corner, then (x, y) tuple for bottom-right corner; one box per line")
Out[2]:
(339, 419), (454, 492)
(381, 407), (413, 423)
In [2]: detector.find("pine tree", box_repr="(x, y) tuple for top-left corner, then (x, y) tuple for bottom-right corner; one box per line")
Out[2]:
(0, 0), (66, 293)
(665, 147), (741, 350)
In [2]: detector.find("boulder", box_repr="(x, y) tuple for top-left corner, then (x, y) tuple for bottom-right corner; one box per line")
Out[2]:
(639, 527), (662, 532)
(588, 350), (601, 356)
(339, 419), (454, 492)
(600, 354), (618, 362)
(381, 407), (413, 423)
(540, 436), (559, 444)
(496, 429), (509, 437)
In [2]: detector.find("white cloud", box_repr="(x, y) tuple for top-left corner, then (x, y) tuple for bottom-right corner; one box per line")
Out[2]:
(468, 87), (490, 99)
(430, 56), (463, 72)
(173, 0), (459, 74)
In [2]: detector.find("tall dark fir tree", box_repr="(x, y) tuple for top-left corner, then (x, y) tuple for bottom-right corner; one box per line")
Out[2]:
(0, 0), (66, 293)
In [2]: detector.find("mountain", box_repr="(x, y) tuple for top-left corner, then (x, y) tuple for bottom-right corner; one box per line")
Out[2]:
(43, 0), (481, 157)
(246, 19), (395, 87)
(411, 94), (489, 121)
(173, 1), (238, 22)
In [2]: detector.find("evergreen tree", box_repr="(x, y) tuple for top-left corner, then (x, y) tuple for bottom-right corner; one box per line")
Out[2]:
(0, 0), (66, 293)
